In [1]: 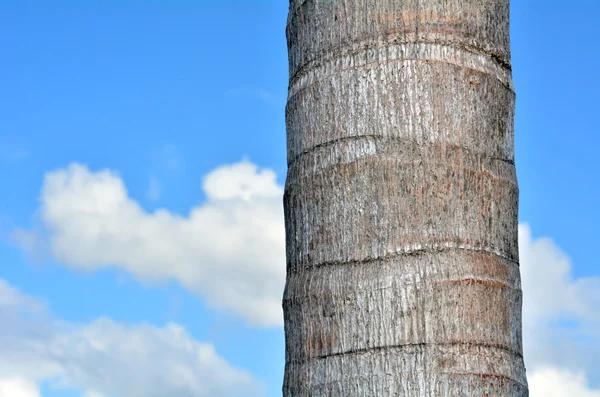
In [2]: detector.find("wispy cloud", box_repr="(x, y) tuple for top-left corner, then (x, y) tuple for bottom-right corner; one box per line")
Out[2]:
(144, 144), (184, 204)
(0, 143), (29, 164)
(156, 144), (182, 172)
(10, 227), (46, 263)
(0, 278), (265, 397)
(146, 176), (162, 202)
(520, 224), (600, 396)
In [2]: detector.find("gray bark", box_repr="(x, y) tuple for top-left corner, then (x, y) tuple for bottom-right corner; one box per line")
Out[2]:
(283, 0), (528, 395)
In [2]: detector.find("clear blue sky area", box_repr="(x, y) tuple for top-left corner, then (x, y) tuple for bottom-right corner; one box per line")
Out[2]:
(0, 1), (598, 396)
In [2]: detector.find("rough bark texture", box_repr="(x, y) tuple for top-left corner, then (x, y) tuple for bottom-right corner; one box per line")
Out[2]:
(283, 0), (528, 395)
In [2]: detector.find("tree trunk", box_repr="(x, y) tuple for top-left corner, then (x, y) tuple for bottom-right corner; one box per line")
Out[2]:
(283, 0), (528, 395)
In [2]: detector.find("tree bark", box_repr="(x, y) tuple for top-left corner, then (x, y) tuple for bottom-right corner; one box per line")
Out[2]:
(283, 0), (528, 395)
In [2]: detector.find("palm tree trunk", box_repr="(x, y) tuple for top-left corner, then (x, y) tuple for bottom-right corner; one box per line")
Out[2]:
(283, 0), (528, 395)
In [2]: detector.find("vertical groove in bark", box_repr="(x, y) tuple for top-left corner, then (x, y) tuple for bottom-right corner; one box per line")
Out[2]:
(283, 0), (528, 395)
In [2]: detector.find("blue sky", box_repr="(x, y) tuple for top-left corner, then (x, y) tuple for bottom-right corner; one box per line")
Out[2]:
(0, 1), (598, 396)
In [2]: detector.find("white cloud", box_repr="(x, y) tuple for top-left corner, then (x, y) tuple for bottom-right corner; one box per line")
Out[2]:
(10, 228), (46, 262)
(0, 278), (264, 397)
(0, 378), (40, 397)
(10, 228), (40, 254)
(0, 279), (45, 312)
(520, 224), (600, 395)
(34, 160), (285, 327)
(18, 157), (600, 391)
(202, 161), (282, 202)
(529, 367), (600, 397)
(83, 392), (106, 397)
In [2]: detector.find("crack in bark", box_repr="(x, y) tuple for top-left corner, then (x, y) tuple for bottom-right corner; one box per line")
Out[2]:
(286, 244), (520, 273)
(298, 341), (524, 362)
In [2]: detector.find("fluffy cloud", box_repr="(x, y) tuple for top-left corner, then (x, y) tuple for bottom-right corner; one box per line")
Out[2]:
(0, 378), (40, 397)
(16, 159), (600, 393)
(520, 224), (600, 396)
(529, 367), (600, 397)
(0, 278), (264, 397)
(35, 160), (285, 327)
